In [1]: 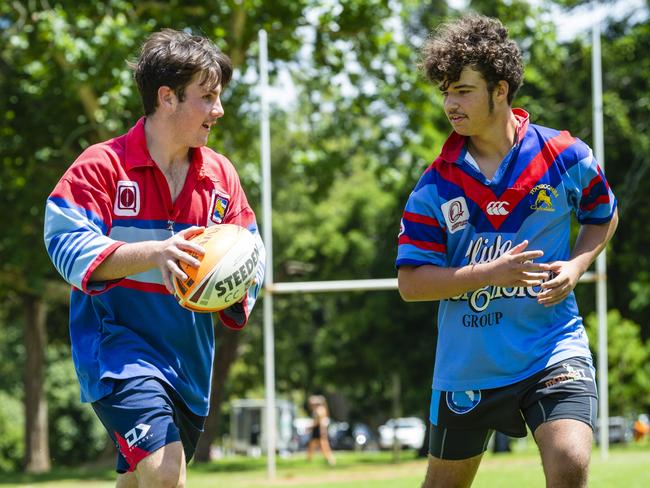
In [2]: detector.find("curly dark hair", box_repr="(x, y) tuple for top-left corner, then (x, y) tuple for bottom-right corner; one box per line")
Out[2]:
(419, 15), (523, 104)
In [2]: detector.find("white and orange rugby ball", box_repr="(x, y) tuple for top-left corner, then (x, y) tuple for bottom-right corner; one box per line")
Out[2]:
(173, 224), (259, 312)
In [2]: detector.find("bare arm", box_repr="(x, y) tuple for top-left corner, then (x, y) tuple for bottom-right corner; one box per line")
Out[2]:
(90, 226), (205, 293)
(537, 209), (618, 306)
(568, 209), (619, 275)
(398, 240), (551, 302)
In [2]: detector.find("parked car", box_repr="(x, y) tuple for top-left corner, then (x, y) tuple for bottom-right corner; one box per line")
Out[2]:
(293, 417), (375, 451)
(293, 416), (314, 450)
(328, 421), (375, 451)
(378, 417), (426, 450)
(594, 416), (634, 444)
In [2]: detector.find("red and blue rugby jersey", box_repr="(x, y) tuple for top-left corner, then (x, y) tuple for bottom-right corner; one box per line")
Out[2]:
(396, 109), (616, 392)
(44, 118), (265, 415)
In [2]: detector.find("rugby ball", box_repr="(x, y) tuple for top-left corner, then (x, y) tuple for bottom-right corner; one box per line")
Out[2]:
(173, 224), (259, 312)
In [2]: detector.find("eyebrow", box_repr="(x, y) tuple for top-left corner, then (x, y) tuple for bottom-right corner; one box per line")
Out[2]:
(442, 83), (476, 91)
(201, 87), (221, 96)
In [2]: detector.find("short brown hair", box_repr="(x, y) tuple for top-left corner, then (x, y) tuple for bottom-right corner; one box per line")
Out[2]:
(131, 29), (233, 115)
(419, 15), (523, 104)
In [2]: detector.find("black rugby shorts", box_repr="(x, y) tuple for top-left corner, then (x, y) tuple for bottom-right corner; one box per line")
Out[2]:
(428, 356), (597, 460)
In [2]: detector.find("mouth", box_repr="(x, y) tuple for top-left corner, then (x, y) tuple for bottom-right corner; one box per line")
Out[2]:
(448, 114), (466, 123)
(202, 119), (218, 131)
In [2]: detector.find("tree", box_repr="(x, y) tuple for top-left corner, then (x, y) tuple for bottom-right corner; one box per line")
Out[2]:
(586, 310), (650, 415)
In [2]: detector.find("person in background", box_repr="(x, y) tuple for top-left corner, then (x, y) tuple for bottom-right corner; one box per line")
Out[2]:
(306, 395), (336, 466)
(44, 29), (265, 487)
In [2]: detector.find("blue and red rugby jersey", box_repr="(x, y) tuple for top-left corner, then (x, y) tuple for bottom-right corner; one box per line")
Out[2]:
(44, 118), (265, 416)
(396, 109), (616, 392)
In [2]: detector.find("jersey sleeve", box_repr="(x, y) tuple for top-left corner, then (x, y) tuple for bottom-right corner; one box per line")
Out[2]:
(216, 158), (266, 330)
(396, 169), (447, 268)
(566, 142), (617, 224)
(43, 147), (125, 294)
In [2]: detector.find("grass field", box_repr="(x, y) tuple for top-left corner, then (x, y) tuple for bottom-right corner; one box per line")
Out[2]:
(3, 443), (650, 487)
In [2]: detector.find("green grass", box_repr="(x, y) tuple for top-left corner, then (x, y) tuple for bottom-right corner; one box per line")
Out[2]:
(3, 443), (650, 487)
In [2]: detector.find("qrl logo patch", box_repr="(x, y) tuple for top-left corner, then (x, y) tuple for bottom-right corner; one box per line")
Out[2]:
(441, 197), (469, 233)
(446, 390), (481, 414)
(114, 181), (140, 216)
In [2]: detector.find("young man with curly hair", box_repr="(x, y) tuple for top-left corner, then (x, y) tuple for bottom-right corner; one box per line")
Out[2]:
(396, 15), (618, 488)
(44, 29), (265, 487)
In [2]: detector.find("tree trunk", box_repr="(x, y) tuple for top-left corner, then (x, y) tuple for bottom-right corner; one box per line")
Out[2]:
(23, 295), (51, 473)
(194, 324), (242, 462)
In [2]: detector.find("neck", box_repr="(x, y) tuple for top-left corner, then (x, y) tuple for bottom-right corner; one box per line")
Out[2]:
(467, 108), (519, 161)
(144, 115), (190, 170)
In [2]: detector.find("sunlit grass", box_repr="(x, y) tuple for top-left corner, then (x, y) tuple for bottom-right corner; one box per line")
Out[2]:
(3, 442), (650, 487)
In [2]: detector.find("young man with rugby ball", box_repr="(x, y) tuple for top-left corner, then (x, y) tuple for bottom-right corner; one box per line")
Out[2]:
(44, 29), (265, 487)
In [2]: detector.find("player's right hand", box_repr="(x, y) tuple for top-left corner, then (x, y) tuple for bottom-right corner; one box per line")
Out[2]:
(487, 240), (551, 288)
(156, 226), (206, 293)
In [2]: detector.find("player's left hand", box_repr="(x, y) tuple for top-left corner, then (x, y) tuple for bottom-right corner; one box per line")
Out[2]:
(536, 260), (581, 307)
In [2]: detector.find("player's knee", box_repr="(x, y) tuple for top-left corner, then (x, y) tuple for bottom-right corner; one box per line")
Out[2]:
(154, 471), (184, 488)
(545, 446), (590, 487)
(140, 463), (184, 488)
(421, 455), (478, 488)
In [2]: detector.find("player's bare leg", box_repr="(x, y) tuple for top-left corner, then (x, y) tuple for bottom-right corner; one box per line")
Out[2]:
(319, 436), (336, 466)
(421, 453), (483, 488)
(116, 471), (138, 488)
(534, 419), (592, 488)
(133, 441), (186, 488)
(306, 438), (317, 461)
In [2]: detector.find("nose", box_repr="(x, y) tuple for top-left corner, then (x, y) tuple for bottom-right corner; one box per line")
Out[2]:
(444, 94), (458, 112)
(211, 97), (224, 118)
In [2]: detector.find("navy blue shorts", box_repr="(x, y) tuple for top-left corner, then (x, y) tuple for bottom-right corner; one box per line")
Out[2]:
(428, 356), (598, 460)
(91, 376), (206, 473)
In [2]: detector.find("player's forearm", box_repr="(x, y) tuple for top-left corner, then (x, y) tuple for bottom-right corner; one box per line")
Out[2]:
(569, 210), (619, 276)
(398, 263), (493, 302)
(90, 240), (163, 282)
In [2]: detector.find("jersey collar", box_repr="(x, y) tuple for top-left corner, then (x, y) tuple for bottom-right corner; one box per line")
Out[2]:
(439, 108), (530, 164)
(125, 117), (207, 179)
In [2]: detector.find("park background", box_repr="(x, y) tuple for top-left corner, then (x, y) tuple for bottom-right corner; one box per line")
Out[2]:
(1, 0), (650, 485)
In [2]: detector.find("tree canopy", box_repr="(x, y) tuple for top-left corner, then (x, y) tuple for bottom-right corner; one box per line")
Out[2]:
(1, 0), (649, 471)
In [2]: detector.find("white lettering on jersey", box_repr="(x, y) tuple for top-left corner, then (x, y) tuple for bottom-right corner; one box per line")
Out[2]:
(465, 235), (513, 265)
(455, 236), (548, 312)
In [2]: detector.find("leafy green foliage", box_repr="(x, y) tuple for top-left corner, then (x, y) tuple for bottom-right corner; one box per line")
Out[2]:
(1, 0), (650, 468)
(45, 346), (108, 465)
(0, 390), (24, 472)
(586, 310), (650, 415)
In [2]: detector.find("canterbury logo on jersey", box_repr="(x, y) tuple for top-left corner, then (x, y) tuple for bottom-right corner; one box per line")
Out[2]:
(486, 201), (509, 216)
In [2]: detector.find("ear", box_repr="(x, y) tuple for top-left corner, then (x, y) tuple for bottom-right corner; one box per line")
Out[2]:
(157, 86), (177, 112)
(494, 80), (509, 103)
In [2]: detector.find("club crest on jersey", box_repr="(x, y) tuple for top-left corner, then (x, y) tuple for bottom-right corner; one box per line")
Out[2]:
(529, 184), (558, 212)
(209, 191), (230, 225)
(441, 197), (469, 233)
(114, 181), (140, 216)
(446, 390), (481, 414)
